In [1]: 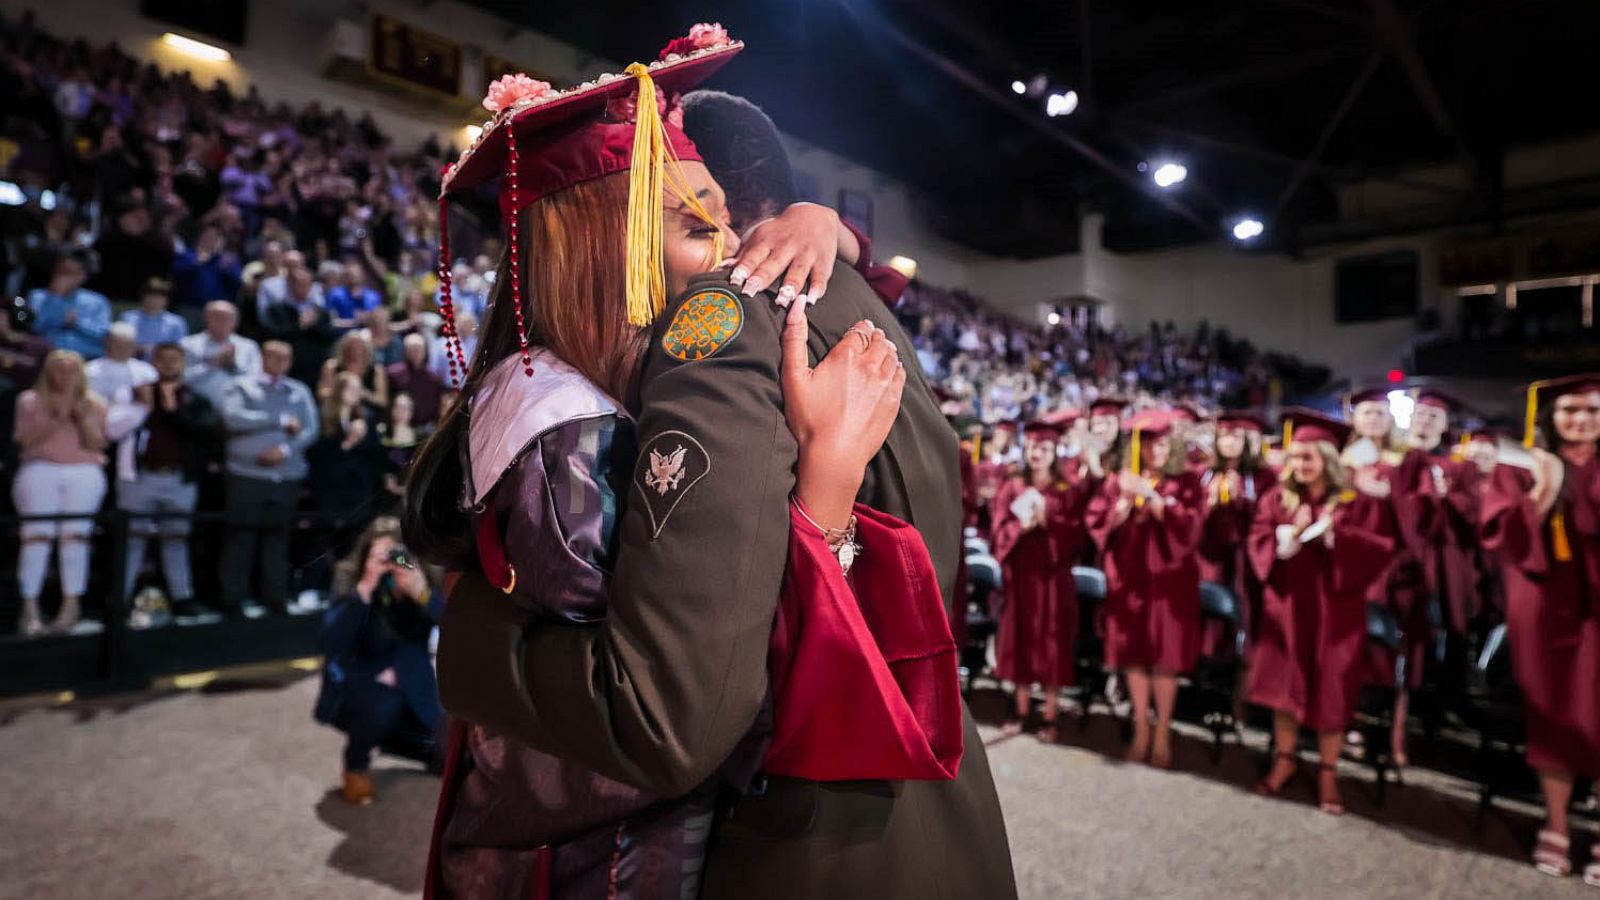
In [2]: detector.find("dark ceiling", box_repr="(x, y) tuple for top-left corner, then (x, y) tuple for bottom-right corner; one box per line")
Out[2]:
(464, 0), (1600, 258)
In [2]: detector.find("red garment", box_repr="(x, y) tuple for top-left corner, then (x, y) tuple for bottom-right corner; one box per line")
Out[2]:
(1342, 457), (1425, 687)
(990, 475), (1098, 686)
(1246, 488), (1392, 731)
(764, 503), (964, 782)
(959, 451), (979, 529)
(1088, 471), (1205, 673)
(1198, 467), (1278, 656)
(1406, 453), (1486, 635)
(1481, 460), (1600, 776)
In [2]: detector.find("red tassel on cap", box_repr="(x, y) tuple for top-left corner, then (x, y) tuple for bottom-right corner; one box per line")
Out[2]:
(506, 125), (532, 376)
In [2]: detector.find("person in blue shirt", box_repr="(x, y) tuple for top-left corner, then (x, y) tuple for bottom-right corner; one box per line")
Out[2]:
(170, 223), (242, 314)
(314, 516), (443, 805)
(323, 261), (385, 331)
(28, 255), (112, 360)
(116, 278), (189, 359)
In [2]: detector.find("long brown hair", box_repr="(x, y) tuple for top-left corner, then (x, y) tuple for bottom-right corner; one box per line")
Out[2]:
(403, 173), (645, 570)
(1281, 440), (1351, 512)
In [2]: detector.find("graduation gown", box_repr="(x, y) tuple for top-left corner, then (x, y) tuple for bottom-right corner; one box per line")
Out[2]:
(1342, 455), (1426, 686)
(1480, 459), (1600, 777)
(1406, 452), (1486, 636)
(990, 475), (1098, 686)
(1198, 467), (1277, 656)
(1246, 488), (1393, 731)
(1088, 471), (1205, 673)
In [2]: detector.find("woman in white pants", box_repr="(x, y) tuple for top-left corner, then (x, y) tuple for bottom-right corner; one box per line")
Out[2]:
(11, 350), (108, 635)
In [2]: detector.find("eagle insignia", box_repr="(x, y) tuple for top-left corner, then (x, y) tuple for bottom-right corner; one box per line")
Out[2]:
(644, 444), (688, 495)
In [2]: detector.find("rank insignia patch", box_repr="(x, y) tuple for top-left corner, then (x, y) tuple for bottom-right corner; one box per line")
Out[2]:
(634, 430), (710, 538)
(661, 287), (744, 362)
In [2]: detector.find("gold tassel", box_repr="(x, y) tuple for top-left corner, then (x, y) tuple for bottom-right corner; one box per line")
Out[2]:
(971, 433), (983, 466)
(1524, 383), (1541, 449)
(1220, 478), (1231, 504)
(1130, 427), (1144, 508)
(1552, 510), (1574, 562)
(1283, 419), (1294, 448)
(622, 62), (728, 327)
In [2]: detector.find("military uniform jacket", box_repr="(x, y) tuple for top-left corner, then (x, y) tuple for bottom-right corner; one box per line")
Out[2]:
(438, 266), (1017, 900)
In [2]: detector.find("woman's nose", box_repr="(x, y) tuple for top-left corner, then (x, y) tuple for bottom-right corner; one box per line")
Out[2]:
(721, 222), (741, 258)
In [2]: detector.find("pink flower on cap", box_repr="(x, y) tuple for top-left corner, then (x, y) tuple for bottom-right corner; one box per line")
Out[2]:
(483, 73), (554, 114)
(659, 22), (732, 60)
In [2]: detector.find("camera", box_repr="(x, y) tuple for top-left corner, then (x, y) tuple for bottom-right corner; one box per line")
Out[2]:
(386, 545), (413, 569)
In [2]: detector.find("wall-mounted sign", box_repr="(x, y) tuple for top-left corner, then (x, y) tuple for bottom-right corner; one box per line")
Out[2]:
(370, 13), (462, 99)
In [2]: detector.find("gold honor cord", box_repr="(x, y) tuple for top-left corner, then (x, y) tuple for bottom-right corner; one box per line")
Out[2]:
(623, 62), (725, 327)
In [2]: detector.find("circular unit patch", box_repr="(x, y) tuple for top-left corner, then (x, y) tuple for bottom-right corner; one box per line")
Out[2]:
(662, 288), (744, 362)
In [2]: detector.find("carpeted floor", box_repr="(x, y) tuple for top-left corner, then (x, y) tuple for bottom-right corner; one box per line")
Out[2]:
(0, 674), (1590, 899)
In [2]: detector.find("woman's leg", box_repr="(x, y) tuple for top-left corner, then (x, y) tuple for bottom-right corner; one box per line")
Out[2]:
(1316, 730), (1345, 814)
(1257, 711), (1301, 793)
(1540, 768), (1574, 839)
(1125, 667), (1152, 760)
(53, 465), (106, 633)
(1004, 683), (1032, 735)
(1151, 671), (1180, 768)
(1391, 685), (1411, 768)
(13, 462), (59, 636)
(1039, 684), (1061, 742)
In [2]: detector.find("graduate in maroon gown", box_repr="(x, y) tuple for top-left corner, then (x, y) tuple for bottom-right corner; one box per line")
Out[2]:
(992, 420), (1102, 740)
(1170, 402), (1213, 474)
(1399, 389), (1485, 713)
(1342, 387), (1426, 767)
(1198, 413), (1277, 694)
(1480, 375), (1600, 882)
(1088, 409), (1204, 767)
(1248, 410), (1392, 816)
(974, 421), (1020, 531)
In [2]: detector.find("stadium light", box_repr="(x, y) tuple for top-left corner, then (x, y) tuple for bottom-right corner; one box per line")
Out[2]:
(1045, 90), (1079, 118)
(161, 32), (231, 63)
(1011, 80), (1026, 95)
(1046, 311), (1062, 326)
(1231, 217), (1264, 241)
(1151, 162), (1187, 189)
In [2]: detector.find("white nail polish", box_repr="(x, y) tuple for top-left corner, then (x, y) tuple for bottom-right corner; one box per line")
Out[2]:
(731, 267), (749, 284)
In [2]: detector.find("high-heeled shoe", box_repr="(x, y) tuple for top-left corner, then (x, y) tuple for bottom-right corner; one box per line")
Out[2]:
(1150, 727), (1175, 770)
(1254, 751), (1299, 797)
(1582, 840), (1600, 886)
(1317, 763), (1345, 816)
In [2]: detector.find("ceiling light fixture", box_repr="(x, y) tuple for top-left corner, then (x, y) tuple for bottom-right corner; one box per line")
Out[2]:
(1151, 162), (1187, 189)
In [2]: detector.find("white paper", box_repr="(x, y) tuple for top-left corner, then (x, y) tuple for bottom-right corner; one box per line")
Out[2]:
(1494, 437), (1537, 472)
(1298, 516), (1333, 544)
(1011, 488), (1046, 525)
(1345, 438), (1380, 469)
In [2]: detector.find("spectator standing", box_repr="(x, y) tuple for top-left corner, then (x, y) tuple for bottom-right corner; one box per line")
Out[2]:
(182, 301), (264, 405)
(255, 250), (319, 321)
(0, 300), (50, 396)
(170, 223), (242, 316)
(360, 308), (404, 367)
(117, 278), (187, 358)
(85, 323), (157, 402)
(260, 266), (337, 387)
(217, 340), (318, 615)
(385, 333), (444, 425)
(115, 342), (218, 619)
(90, 201), (173, 303)
(325, 261), (384, 330)
(378, 391), (428, 509)
(317, 331), (388, 413)
(307, 371), (386, 562)
(28, 255), (111, 359)
(11, 350), (108, 636)
(429, 308), (476, 384)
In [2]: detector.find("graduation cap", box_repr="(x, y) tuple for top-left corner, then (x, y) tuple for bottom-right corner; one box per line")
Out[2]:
(1343, 386), (1391, 415)
(1041, 406), (1082, 428)
(1280, 407), (1352, 448)
(1124, 408), (1175, 476)
(1412, 387), (1465, 413)
(1088, 396), (1128, 417)
(1522, 374), (1600, 448)
(1215, 410), (1268, 433)
(1022, 419), (1065, 441)
(1168, 402), (1205, 423)
(435, 23), (743, 381)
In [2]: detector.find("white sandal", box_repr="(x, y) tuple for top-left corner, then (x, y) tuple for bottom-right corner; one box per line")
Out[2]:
(1584, 843), (1600, 887)
(1535, 829), (1572, 878)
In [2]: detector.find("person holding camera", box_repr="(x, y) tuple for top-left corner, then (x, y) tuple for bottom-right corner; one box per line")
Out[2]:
(314, 516), (444, 806)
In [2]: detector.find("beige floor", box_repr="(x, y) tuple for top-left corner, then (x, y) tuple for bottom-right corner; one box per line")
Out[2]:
(0, 674), (1590, 900)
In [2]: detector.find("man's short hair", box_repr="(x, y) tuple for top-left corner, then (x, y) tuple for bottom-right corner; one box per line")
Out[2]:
(152, 341), (185, 358)
(108, 322), (137, 342)
(680, 90), (799, 229)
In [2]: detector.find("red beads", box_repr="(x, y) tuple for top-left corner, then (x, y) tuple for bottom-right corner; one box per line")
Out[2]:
(506, 125), (532, 376)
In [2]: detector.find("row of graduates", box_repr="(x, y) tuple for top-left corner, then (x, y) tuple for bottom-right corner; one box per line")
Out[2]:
(964, 380), (1600, 875)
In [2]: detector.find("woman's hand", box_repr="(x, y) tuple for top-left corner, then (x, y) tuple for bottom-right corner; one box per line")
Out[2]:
(731, 203), (841, 307)
(1354, 467), (1391, 499)
(780, 301), (905, 529)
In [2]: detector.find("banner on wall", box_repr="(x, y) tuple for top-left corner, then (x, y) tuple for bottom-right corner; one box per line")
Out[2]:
(369, 13), (463, 99)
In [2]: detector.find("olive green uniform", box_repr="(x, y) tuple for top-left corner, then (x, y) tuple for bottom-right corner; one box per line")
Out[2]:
(438, 266), (1017, 899)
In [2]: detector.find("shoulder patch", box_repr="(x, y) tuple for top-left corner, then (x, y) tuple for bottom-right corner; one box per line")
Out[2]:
(661, 287), (744, 362)
(634, 430), (711, 538)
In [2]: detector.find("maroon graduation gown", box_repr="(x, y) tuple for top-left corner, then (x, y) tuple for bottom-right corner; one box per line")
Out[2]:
(1407, 453), (1486, 636)
(1344, 456), (1426, 686)
(1088, 471), (1205, 673)
(990, 475), (1098, 686)
(1246, 488), (1393, 731)
(1480, 459), (1600, 777)
(1198, 467), (1278, 657)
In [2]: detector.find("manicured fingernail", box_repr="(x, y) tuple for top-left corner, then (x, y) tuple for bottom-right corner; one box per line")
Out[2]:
(730, 267), (748, 285)
(775, 295), (792, 309)
(777, 285), (797, 304)
(805, 293), (819, 307)
(717, 257), (737, 269)
(742, 277), (765, 296)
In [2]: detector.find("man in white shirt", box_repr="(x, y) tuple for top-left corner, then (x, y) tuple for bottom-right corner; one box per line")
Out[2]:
(255, 250), (323, 322)
(86, 323), (157, 401)
(182, 300), (263, 404)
